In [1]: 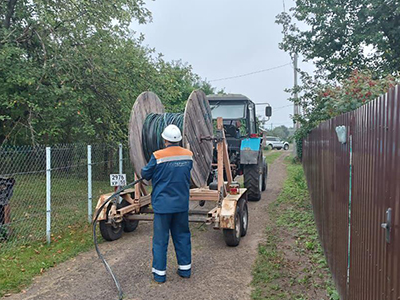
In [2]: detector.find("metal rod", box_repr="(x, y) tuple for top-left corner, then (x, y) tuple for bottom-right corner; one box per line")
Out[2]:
(125, 214), (207, 223)
(88, 145), (92, 223)
(347, 134), (353, 286)
(46, 147), (51, 244)
(140, 207), (210, 215)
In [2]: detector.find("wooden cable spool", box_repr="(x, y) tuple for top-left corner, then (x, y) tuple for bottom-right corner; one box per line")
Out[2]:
(128, 90), (213, 187)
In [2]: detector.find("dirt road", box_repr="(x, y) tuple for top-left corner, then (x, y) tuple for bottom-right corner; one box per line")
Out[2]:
(5, 153), (289, 300)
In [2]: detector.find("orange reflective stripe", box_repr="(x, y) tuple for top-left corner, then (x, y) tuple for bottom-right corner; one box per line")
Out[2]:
(156, 155), (193, 164)
(153, 147), (193, 159)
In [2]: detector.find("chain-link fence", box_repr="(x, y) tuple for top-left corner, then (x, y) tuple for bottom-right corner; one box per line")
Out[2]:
(0, 142), (134, 252)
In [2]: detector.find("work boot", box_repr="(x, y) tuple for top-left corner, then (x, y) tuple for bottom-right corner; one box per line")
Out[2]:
(177, 270), (190, 279)
(152, 277), (166, 284)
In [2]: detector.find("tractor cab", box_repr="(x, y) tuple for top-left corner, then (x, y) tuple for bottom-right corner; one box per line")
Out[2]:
(207, 94), (271, 200)
(208, 94), (258, 137)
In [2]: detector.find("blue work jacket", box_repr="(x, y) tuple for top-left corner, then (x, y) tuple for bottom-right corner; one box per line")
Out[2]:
(141, 145), (193, 214)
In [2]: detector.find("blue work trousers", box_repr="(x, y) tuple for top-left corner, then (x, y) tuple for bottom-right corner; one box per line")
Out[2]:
(152, 211), (191, 282)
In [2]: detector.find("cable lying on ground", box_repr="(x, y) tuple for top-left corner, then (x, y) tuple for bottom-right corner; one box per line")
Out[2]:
(92, 178), (144, 300)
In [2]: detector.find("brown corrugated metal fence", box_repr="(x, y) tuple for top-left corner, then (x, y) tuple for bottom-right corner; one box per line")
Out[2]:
(302, 85), (400, 299)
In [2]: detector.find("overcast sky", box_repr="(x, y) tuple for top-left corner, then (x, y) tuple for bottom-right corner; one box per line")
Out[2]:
(132, 0), (298, 129)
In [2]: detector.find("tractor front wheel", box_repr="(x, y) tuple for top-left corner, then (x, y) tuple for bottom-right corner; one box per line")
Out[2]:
(244, 153), (263, 201)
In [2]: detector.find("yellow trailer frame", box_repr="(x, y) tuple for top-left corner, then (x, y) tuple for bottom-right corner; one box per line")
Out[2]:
(93, 118), (248, 246)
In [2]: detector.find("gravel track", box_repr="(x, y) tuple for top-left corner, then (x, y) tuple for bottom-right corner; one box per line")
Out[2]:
(4, 153), (289, 300)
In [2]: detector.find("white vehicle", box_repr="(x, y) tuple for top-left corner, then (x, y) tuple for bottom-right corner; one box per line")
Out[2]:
(265, 136), (289, 150)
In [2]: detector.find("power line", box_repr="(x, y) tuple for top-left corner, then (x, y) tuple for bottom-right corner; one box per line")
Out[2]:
(209, 63), (292, 82)
(274, 104), (293, 110)
(256, 104), (292, 111)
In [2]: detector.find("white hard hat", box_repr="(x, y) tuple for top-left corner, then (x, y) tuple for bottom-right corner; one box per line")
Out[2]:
(161, 124), (182, 142)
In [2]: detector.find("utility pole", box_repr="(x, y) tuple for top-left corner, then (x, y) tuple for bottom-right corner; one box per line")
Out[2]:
(293, 53), (299, 130)
(293, 53), (299, 156)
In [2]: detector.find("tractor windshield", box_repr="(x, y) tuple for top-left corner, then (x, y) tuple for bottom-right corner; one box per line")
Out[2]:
(209, 103), (246, 119)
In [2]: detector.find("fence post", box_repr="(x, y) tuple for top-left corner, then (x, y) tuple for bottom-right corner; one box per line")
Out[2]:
(118, 143), (123, 202)
(46, 147), (51, 244)
(88, 145), (92, 223)
(119, 143), (123, 175)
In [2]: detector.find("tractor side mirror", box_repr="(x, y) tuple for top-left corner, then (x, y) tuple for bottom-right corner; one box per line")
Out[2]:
(265, 106), (272, 117)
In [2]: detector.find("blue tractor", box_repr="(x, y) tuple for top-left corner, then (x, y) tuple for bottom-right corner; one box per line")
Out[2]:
(207, 94), (272, 201)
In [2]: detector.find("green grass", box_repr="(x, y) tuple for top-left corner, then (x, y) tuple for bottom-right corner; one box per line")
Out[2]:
(0, 223), (100, 297)
(264, 151), (284, 165)
(251, 158), (339, 300)
(1, 175), (110, 246)
(0, 175), (114, 296)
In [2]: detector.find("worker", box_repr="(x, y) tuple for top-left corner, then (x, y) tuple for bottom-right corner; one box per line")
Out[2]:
(141, 124), (193, 283)
(235, 120), (242, 138)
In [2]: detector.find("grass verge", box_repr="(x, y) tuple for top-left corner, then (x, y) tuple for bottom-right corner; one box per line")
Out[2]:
(264, 151), (284, 165)
(0, 223), (100, 297)
(1, 175), (110, 245)
(251, 158), (339, 300)
(0, 175), (112, 296)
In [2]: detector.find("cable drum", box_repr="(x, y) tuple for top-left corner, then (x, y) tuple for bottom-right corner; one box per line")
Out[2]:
(128, 90), (213, 187)
(141, 113), (184, 161)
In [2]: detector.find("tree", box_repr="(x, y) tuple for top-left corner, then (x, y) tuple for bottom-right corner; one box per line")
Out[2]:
(0, 0), (152, 145)
(0, 1), (217, 145)
(276, 0), (400, 80)
(293, 70), (399, 157)
(271, 125), (290, 140)
(276, 1), (400, 157)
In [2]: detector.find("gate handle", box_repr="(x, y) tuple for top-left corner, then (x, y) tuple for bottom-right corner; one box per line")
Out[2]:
(381, 208), (392, 243)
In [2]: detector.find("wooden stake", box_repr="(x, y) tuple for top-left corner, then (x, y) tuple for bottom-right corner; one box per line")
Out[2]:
(134, 173), (141, 200)
(217, 118), (224, 194)
(223, 138), (233, 187)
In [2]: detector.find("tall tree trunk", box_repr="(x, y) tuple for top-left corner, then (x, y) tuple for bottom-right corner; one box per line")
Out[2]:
(4, 0), (18, 29)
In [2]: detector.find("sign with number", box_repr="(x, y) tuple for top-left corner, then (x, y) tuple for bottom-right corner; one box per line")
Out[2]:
(110, 174), (127, 187)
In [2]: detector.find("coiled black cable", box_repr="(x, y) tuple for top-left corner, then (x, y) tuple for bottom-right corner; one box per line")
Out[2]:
(142, 113), (184, 161)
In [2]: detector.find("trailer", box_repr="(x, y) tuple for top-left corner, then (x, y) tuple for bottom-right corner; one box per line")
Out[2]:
(94, 90), (249, 246)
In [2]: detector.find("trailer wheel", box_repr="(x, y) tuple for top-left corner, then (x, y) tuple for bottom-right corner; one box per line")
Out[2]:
(123, 220), (139, 232)
(99, 202), (124, 241)
(99, 220), (124, 241)
(223, 205), (241, 247)
(119, 200), (139, 233)
(238, 199), (248, 237)
(262, 161), (268, 192)
(244, 153), (263, 201)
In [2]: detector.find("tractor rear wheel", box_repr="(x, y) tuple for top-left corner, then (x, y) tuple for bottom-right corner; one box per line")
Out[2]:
(244, 153), (263, 201)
